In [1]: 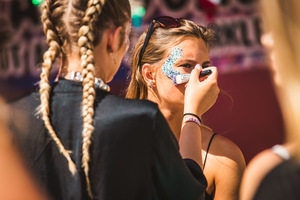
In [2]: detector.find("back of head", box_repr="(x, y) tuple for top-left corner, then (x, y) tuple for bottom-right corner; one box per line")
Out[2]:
(260, 0), (300, 160)
(126, 18), (214, 100)
(41, 0), (131, 53)
(38, 0), (131, 197)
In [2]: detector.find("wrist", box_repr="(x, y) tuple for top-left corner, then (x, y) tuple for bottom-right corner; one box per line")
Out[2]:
(182, 115), (202, 128)
(182, 113), (202, 124)
(183, 107), (202, 119)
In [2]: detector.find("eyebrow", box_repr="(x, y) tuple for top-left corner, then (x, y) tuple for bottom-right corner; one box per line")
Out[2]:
(175, 59), (211, 66)
(202, 61), (211, 66)
(175, 59), (197, 65)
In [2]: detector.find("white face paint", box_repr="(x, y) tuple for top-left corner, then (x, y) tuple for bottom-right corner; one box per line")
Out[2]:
(162, 47), (183, 85)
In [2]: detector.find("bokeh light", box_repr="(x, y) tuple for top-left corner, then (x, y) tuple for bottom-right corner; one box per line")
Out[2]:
(32, 0), (43, 7)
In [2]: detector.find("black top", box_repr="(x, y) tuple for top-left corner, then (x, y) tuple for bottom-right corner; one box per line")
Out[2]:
(254, 158), (300, 200)
(9, 79), (207, 200)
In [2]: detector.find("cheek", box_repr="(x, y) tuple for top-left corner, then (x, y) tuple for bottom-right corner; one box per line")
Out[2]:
(125, 37), (130, 52)
(162, 47), (182, 84)
(121, 40), (128, 56)
(175, 67), (193, 75)
(156, 70), (185, 104)
(114, 43), (128, 68)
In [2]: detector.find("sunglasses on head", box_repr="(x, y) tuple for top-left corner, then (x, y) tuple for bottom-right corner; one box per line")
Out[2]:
(138, 16), (181, 67)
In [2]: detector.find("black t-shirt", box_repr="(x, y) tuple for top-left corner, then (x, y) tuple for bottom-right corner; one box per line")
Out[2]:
(254, 158), (300, 200)
(10, 79), (207, 200)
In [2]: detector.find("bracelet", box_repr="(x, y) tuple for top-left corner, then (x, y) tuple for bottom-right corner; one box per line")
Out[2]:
(182, 116), (201, 128)
(183, 113), (202, 124)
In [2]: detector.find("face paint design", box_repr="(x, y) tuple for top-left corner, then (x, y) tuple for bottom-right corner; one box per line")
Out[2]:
(162, 47), (183, 84)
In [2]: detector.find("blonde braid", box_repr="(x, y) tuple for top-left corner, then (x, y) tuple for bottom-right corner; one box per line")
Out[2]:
(78, 0), (105, 197)
(39, 0), (76, 175)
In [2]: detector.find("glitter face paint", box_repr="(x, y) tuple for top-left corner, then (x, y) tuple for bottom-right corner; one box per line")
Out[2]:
(162, 47), (183, 84)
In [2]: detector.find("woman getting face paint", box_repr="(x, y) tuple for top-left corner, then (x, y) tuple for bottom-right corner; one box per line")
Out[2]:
(127, 20), (246, 199)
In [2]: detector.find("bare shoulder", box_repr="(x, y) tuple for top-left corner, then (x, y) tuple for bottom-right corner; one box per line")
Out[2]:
(240, 148), (284, 200)
(202, 128), (246, 199)
(207, 132), (246, 169)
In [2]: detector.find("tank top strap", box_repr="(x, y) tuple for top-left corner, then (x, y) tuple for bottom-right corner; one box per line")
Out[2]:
(203, 133), (217, 169)
(271, 144), (290, 160)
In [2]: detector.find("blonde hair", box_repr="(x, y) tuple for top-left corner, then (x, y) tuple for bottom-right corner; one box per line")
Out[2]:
(260, 0), (300, 161)
(126, 19), (214, 100)
(38, 0), (131, 197)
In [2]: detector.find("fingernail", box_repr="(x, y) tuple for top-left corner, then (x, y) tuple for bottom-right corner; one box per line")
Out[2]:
(195, 64), (201, 69)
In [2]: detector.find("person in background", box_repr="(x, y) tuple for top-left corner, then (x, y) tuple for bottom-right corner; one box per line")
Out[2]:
(126, 17), (245, 200)
(240, 0), (300, 199)
(9, 1), (219, 199)
(0, 17), (46, 200)
(0, 100), (46, 200)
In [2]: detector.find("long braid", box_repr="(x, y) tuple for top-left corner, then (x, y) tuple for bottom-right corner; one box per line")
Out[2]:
(39, 0), (76, 175)
(78, 0), (106, 197)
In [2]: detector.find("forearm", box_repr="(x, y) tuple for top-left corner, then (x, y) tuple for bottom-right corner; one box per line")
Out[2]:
(180, 65), (219, 170)
(179, 122), (203, 169)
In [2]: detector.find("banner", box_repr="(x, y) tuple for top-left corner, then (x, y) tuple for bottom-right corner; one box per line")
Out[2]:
(0, 0), (50, 79)
(0, 0), (268, 99)
(137, 0), (267, 73)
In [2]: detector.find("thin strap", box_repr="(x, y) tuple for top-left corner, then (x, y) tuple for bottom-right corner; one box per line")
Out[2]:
(272, 144), (290, 160)
(203, 133), (217, 169)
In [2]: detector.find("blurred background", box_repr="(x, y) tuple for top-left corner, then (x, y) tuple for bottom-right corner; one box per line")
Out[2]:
(0, 0), (284, 163)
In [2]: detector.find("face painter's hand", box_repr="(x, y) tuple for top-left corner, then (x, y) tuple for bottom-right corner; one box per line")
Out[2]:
(184, 64), (219, 118)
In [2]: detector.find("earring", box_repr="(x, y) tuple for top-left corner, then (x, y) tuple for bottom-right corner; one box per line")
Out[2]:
(148, 82), (156, 89)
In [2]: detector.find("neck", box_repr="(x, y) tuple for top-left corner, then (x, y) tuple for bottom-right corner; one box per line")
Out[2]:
(57, 37), (111, 82)
(148, 91), (183, 140)
(58, 51), (82, 80)
(159, 107), (183, 141)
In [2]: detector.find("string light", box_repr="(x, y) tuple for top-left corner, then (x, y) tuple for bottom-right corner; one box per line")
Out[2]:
(132, 6), (146, 27)
(130, 0), (146, 28)
(32, 0), (43, 7)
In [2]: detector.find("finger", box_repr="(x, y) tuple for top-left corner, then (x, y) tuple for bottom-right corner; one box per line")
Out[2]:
(202, 66), (218, 81)
(199, 76), (208, 82)
(189, 64), (201, 83)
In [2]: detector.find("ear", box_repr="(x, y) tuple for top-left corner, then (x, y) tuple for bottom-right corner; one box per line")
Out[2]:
(142, 64), (156, 85)
(107, 26), (123, 52)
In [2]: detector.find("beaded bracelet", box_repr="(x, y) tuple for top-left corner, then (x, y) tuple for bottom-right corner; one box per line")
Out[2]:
(182, 116), (201, 128)
(183, 113), (202, 124)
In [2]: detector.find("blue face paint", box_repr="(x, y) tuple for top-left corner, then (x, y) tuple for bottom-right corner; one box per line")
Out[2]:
(162, 47), (183, 84)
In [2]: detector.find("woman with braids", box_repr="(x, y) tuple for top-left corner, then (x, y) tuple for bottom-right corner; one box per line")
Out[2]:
(126, 17), (246, 200)
(9, 0), (219, 200)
